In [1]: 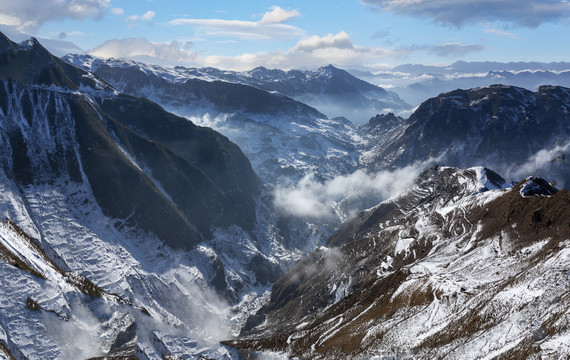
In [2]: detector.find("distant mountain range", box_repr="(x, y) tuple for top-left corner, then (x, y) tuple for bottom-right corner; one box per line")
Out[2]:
(351, 60), (570, 106)
(64, 55), (412, 124)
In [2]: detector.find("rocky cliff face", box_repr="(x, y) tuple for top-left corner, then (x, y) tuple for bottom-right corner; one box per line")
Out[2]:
(0, 32), (263, 249)
(0, 32), (297, 359)
(229, 167), (570, 359)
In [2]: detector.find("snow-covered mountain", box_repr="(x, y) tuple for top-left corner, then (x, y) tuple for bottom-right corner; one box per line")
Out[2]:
(362, 84), (570, 188)
(209, 64), (413, 123)
(230, 166), (570, 359)
(4, 30), (570, 360)
(62, 55), (381, 247)
(63, 55), (365, 185)
(0, 32), (301, 359)
(64, 55), (412, 124)
(69, 54), (570, 244)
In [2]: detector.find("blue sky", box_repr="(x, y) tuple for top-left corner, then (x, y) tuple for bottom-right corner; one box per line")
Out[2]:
(1, 0), (569, 70)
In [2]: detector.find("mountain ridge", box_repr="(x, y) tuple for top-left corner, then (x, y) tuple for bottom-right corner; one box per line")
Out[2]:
(229, 167), (570, 359)
(0, 31), (303, 359)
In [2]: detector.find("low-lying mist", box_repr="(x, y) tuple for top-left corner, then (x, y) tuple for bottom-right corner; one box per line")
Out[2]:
(272, 162), (430, 221)
(503, 140), (570, 188)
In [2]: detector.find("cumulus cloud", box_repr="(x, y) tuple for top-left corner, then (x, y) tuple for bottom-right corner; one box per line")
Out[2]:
(202, 31), (412, 70)
(292, 31), (355, 52)
(126, 10), (155, 27)
(89, 38), (198, 63)
(259, 6), (300, 24)
(168, 6), (303, 40)
(362, 0), (570, 28)
(273, 163), (430, 220)
(0, 0), (109, 32)
(430, 42), (484, 57)
(110, 7), (124, 16)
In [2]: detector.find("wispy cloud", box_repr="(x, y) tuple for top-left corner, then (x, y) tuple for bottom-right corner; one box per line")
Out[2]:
(201, 31), (412, 70)
(58, 31), (86, 39)
(168, 6), (303, 40)
(126, 10), (155, 27)
(110, 8), (124, 16)
(362, 0), (570, 28)
(372, 28), (390, 40)
(0, 0), (110, 32)
(88, 27), (485, 71)
(504, 140), (570, 187)
(483, 28), (518, 38)
(198, 33), (484, 70)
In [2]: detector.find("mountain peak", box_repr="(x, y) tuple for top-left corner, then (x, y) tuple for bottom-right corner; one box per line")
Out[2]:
(0, 31), (113, 92)
(319, 64), (343, 74)
(0, 31), (16, 53)
(518, 176), (558, 197)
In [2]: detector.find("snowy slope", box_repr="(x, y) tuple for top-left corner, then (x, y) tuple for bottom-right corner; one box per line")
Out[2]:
(230, 167), (570, 359)
(0, 32), (304, 359)
(63, 54), (383, 248)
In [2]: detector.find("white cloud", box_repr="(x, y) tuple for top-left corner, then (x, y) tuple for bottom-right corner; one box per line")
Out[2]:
(259, 6), (300, 24)
(504, 140), (570, 187)
(88, 30), (480, 71)
(484, 28), (518, 38)
(0, 14), (20, 26)
(292, 31), (355, 52)
(169, 6), (303, 40)
(0, 0), (110, 32)
(126, 10), (155, 27)
(201, 31), (412, 70)
(362, 0), (570, 28)
(110, 7), (124, 16)
(89, 38), (198, 64)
